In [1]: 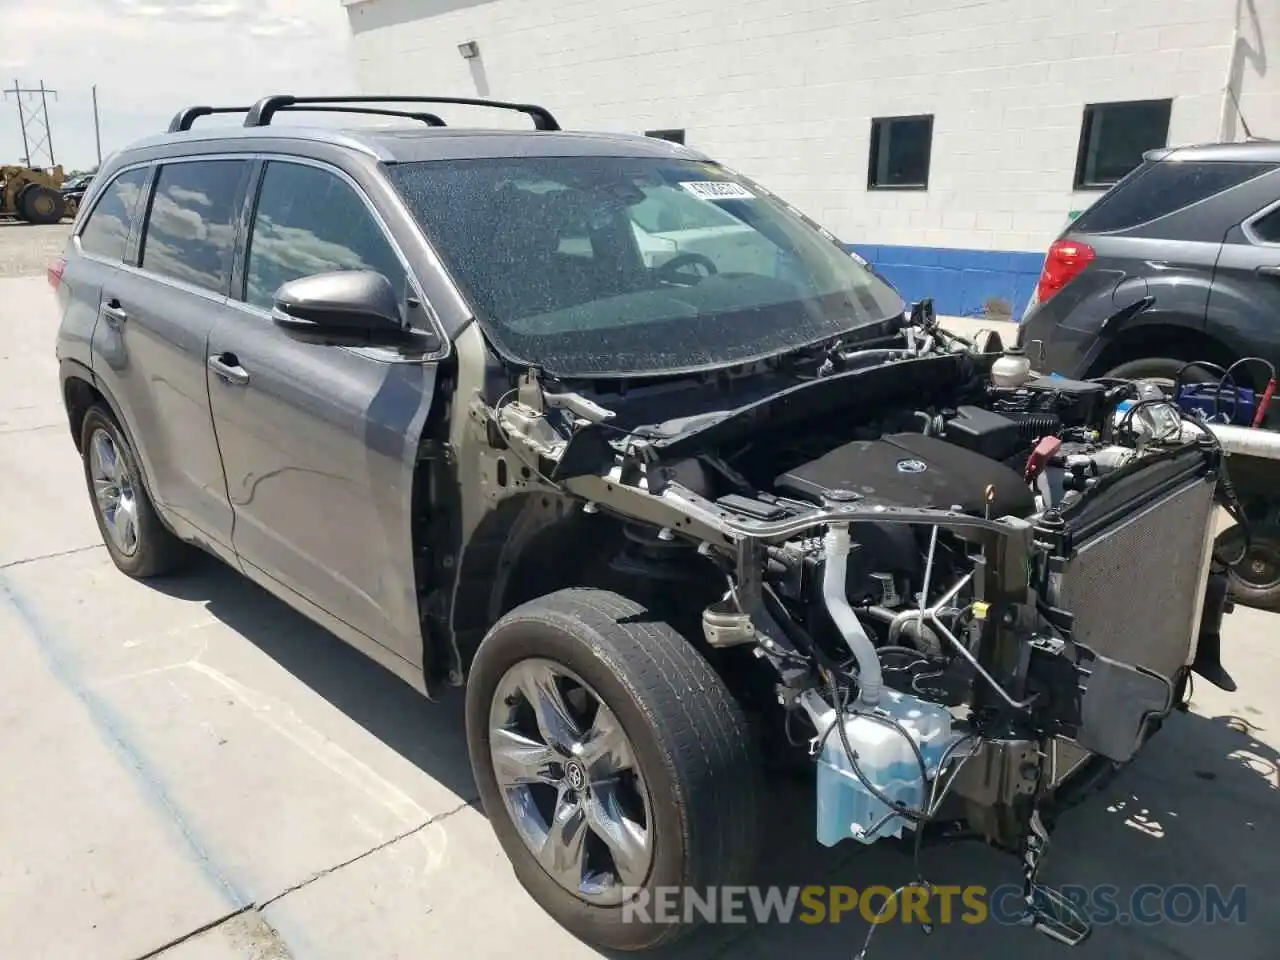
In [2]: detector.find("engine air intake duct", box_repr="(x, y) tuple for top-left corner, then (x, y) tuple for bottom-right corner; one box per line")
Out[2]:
(943, 407), (1062, 461)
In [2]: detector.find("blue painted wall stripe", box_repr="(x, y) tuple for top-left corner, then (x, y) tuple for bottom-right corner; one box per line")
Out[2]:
(848, 243), (1046, 321)
(0, 573), (249, 910)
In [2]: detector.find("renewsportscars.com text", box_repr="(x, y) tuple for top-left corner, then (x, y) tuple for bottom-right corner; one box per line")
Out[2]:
(621, 884), (1248, 927)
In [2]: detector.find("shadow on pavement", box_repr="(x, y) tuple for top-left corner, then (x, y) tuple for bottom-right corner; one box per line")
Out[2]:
(147, 553), (1279, 960)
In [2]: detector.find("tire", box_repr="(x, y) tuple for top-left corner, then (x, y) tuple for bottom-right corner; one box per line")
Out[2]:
(18, 184), (66, 225)
(1215, 523), (1280, 612)
(80, 404), (191, 578)
(465, 587), (762, 951)
(1103, 357), (1216, 388)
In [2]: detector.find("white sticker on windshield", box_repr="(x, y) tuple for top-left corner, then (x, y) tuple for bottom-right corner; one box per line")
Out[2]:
(680, 180), (755, 201)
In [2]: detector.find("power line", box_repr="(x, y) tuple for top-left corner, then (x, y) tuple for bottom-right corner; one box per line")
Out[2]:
(4, 80), (59, 167)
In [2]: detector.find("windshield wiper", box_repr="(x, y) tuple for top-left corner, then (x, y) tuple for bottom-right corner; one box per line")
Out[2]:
(771, 324), (910, 376)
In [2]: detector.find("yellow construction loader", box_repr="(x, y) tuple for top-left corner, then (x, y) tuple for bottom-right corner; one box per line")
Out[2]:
(0, 164), (76, 224)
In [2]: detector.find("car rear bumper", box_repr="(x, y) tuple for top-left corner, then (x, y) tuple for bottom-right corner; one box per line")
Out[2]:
(1017, 307), (1099, 377)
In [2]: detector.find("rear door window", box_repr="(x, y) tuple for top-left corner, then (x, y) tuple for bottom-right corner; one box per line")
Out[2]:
(1072, 160), (1277, 234)
(78, 167), (150, 261)
(242, 160), (406, 310)
(139, 159), (250, 294)
(1249, 205), (1280, 244)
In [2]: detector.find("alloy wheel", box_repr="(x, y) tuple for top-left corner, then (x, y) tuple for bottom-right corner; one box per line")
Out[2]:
(488, 657), (653, 904)
(1236, 545), (1280, 591)
(88, 428), (140, 557)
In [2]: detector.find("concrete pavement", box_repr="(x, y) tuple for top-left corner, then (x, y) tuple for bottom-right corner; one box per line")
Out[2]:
(1, 223), (1277, 960)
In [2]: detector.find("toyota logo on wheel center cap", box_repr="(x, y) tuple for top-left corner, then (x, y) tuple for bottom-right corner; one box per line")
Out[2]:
(565, 761), (587, 791)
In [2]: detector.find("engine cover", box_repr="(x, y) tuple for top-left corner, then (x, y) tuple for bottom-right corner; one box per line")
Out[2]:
(773, 432), (1036, 518)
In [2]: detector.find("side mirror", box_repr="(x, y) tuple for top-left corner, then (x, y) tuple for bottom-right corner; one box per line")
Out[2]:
(272, 270), (407, 345)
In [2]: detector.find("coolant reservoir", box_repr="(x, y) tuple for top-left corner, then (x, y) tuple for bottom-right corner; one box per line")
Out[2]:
(991, 347), (1032, 387)
(802, 689), (962, 847)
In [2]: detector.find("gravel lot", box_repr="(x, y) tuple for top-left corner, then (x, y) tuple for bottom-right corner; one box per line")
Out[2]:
(0, 221), (73, 279)
(1, 233), (1277, 960)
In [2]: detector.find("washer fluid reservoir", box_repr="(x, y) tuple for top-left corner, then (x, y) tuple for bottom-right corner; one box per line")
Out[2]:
(801, 689), (962, 847)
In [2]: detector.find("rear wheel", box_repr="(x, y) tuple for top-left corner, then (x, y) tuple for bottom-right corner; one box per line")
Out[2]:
(1103, 357), (1217, 389)
(465, 587), (761, 951)
(18, 184), (66, 225)
(80, 405), (191, 578)
(1215, 524), (1280, 612)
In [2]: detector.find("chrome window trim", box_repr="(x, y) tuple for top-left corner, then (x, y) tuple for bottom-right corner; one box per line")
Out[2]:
(1242, 195), (1280, 247)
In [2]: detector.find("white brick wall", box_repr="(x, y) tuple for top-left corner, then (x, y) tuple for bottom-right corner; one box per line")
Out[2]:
(343, 0), (1280, 253)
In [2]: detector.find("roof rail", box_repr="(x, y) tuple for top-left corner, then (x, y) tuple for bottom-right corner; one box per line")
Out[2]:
(243, 95), (561, 131)
(169, 103), (447, 133)
(168, 106), (252, 133)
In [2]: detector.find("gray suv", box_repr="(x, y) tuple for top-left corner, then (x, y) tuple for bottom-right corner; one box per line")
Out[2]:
(53, 95), (1238, 953)
(1019, 141), (1280, 385)
(1019, 141), (1280, 609)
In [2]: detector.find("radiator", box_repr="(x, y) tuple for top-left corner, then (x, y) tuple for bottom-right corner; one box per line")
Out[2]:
(1054, 472), (1218, 683)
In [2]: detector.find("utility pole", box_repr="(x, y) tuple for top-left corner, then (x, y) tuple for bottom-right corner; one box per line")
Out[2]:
(92, 85), (102, 167)
(4, 79), (59, 168)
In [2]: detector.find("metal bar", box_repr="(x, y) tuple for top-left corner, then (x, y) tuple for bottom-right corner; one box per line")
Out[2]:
(93, 85), (102, 166)
(243, 94), (560, 130)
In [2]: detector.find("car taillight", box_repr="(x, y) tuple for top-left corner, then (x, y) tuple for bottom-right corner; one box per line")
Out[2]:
(1035, 239), (1095, 304)
(47, 256), (66, 290)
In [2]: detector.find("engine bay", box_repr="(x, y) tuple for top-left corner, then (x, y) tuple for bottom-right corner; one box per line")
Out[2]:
(483, 301), (1241, 952)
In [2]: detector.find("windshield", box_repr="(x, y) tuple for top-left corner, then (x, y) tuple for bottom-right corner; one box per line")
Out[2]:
(387, 156), (903, 377)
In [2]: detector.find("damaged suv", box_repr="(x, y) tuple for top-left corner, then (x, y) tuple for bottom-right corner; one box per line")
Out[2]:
(54, 96), (1240, 953)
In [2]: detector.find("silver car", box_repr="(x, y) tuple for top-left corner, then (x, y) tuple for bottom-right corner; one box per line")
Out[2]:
(53, 95), (1239, 954)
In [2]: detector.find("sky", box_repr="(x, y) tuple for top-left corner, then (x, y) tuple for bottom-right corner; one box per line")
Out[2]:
(0, 0), (356, 172)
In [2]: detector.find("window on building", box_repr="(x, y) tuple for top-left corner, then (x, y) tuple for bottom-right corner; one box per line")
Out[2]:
(140, 159), (249, 293)
(645, 129), (685, 145)
(78, 167), (150, 261)
(244, 160), (406, 309)
(1071, 160), (1276, 233)
(1074, 100), (1173, 190)
(867, 115), (933, 190)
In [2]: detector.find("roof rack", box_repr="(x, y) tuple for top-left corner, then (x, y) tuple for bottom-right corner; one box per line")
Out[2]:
(168, 103), (447, 133)
(243, 95), (561, 131)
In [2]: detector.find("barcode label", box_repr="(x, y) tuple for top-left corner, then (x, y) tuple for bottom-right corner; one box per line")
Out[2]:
(679, 180), (755, 201)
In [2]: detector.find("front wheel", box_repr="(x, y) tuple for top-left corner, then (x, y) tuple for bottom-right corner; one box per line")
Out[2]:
(18, 184), (66, 225)
(465, 588), (762, 951)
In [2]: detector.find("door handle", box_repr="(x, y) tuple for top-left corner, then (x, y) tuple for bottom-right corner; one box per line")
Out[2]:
(1255, 265), (1280, 279)
(208, 353), (250, 386)
(101, 299), (128, 326)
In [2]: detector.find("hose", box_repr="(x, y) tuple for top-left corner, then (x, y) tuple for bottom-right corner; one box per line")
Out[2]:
(823, 524), (883, 704)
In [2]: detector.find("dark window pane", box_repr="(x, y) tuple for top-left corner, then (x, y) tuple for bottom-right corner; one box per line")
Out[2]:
(868, 116), (933, 189)
(1075, 100), (1171, 189)
(1251, 206), (1280, 243)
(140, 160), (247, 293)
(79, 167), (149, 261)
(1072, 160), (1276, 233)
(244, 161), (405, 309)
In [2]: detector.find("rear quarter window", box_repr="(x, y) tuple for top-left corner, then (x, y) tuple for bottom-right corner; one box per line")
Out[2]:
(1071, 160), (1277, 234)
(1249, 205), (1280, 244)
(78, 167), (150, 261)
